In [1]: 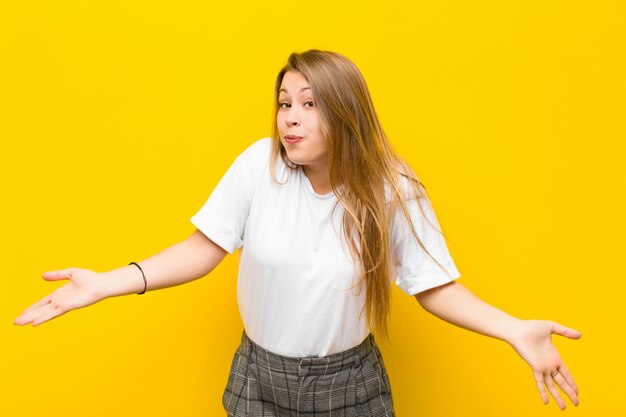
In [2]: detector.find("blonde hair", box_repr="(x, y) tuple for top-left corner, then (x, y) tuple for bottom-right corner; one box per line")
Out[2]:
(270, 50), (452, 340)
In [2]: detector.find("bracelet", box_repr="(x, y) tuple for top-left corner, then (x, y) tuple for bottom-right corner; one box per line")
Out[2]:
(129, 262), (147, 295)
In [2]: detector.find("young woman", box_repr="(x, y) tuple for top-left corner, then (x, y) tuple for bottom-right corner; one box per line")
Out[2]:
(14, 50), (580, 416)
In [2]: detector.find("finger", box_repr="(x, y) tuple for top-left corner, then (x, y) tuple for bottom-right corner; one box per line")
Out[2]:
(31, 304), (65, 327)
(533, 371), (549, 405)
(556, 363), (579, 396)
(545, 372), (567, 410)
(15, 303), (48, 325)
(552, 371), (579, 406)
(23, 295), (52, 313)
(14, 298), (52, 325)
(551, 323), (582, 339)
(42, 268), (75, 281)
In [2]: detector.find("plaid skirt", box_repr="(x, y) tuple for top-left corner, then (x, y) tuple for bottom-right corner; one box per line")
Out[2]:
(222, 331), (395, 417)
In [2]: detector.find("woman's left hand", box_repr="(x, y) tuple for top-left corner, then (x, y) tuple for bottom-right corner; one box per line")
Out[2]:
(507, 319), (582, 409)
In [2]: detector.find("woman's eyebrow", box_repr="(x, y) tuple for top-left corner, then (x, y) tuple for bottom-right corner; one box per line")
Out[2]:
(279, 86), (311, 94)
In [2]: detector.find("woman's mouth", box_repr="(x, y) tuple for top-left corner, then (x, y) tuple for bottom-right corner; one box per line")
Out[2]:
(284, 135), (304, 144)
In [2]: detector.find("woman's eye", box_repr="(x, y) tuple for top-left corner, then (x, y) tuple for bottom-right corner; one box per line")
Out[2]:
(279, 101), (313, 109)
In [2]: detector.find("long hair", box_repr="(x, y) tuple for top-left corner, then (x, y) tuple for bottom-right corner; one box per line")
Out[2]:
(270, 50), (452, 341)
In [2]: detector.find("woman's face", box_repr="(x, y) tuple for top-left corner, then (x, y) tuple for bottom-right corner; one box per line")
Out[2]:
(277, 71), (328, 170)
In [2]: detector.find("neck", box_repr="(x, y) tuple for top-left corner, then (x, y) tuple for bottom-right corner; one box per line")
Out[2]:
(303, 164), (332, 195)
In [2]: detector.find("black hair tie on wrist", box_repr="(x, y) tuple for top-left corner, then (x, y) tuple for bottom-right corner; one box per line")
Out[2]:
(129, 262), (147, 295)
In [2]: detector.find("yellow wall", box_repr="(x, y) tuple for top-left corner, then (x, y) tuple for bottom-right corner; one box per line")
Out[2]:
(2, 1), (623, 416)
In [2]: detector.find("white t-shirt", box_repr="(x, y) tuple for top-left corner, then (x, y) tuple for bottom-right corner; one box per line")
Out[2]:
(191, 138), (461, 357)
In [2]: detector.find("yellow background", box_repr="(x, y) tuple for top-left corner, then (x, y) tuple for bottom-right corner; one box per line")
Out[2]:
(2, 1), (624, 416)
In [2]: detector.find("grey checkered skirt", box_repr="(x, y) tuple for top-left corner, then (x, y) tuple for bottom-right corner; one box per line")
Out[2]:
(222, 331), (395, 416)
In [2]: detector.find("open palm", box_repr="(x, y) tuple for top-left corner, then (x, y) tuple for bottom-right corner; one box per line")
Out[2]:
(509, 319), (581, 409)
(14, 268), (104, 327)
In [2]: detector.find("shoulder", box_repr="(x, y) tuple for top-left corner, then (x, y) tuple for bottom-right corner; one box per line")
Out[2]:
(226, 138), (274, 192)
(237, 137), (272, 164)
(384, 165), (427, 204)
(236, 137), (290, 183)
(229, 137), (272, 177)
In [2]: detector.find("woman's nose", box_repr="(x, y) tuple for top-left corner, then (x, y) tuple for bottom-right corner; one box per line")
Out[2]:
(286, 109), (300, 126)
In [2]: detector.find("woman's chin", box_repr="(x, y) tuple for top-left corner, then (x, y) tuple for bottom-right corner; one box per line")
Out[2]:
(283, 152), (307, 166)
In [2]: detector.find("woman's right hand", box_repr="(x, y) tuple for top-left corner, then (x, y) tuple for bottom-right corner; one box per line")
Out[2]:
(14, 268), (106, 327)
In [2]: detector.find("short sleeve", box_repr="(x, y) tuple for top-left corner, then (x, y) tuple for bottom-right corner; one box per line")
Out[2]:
(190, 151), (256, 254)
(390, 188), (461, 296)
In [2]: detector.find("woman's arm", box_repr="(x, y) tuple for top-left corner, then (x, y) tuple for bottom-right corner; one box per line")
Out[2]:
(415, 280), (581, 410)
(98, 229), (227, 297)
(14, 229), (227, 327)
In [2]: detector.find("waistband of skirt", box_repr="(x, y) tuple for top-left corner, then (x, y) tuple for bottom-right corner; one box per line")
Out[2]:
(237, 331), (377, 376)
